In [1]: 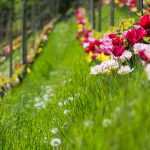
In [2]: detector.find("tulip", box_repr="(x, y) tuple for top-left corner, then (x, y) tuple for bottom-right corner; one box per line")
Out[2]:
(138, 14), (150, 30)
(125, 27), (147, 45)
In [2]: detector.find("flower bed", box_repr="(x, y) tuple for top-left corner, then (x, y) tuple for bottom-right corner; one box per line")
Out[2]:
(75, 8), (150, 80)
(103, 0), (150, 12)
(102, 0), (137, 12)
(0, 19), (57, 97)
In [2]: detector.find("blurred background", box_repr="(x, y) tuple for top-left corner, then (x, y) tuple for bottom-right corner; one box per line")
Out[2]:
(0, 0), (148, 87)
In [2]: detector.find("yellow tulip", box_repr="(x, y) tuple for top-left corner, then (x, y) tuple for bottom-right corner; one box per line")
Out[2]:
(97, 53), (110, 62)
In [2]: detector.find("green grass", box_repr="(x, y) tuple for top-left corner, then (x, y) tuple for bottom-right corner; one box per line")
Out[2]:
(0, 7), (150, 150)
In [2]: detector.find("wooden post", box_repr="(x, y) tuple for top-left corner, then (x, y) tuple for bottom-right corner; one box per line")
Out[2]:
(9, 13), (13, 77)
(22, 0), (27, 65)
(98, 0), (102, 31)
(138, 0), (143, 12)
(90, 0), (96, 29)
(0, 13), (4, 51)
(110, 0), (115, 26)
(51, 0), (54, 18)
(56, 0), (60, 16)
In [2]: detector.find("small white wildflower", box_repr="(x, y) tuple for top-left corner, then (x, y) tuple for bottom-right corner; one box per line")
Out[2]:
(43, 94), (49, 101)
(35, 97), (40, 102)
(34, 102), (46, 109)
(118, 66), (134, 75)
(34, 103), (41, 108)
(145, 64), (150, 80)
(63, 100), (68, 105)
(68, 97), (74, 102)
(51, 128), (59, 134)
(103, 118), (112, 128)
(64, 110), (70, 115)
(50, 138), (61, 147)
(58, 102), (63, 107)
(83, 120), (94, 127)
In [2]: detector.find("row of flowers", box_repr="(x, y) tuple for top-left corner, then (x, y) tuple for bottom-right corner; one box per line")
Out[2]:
(103, 0), (150, 12)
(75, 8), (150, 80)
(0, 30), (32, 64)
(0, 19), (56, 97)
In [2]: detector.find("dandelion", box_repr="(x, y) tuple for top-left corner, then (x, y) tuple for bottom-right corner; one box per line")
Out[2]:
(83, 120), (94, 127)
(50, 138), (61, 147)
(63, 100), (68, 105)
(51, 128), (59, 134)
(43, 94), (52, 102)
(43, 94), (49, 101)
(68, 97), (74, 102)
(103, 118), (112, 128)
(58, 102), (63, 107)
(64, 110), (70, 115)
(34, 102), (46, 109)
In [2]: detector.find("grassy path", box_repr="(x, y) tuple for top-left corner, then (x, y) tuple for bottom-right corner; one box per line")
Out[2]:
(1, 16), (150, 150)
(0, 18), (85, 149)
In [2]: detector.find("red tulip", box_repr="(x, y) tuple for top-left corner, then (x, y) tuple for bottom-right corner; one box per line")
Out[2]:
(138, 14), (150, 30)
(85, 40), (102, 53)
(111, 37), (125, 57)
(112, 46), (125, 57)
(112, 37), (124, 46)
(108, 33), (117, 39)
(125, 27), (147, 45)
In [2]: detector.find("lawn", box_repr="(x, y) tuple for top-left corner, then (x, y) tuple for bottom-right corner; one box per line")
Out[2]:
(0, 6), (150, 150)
